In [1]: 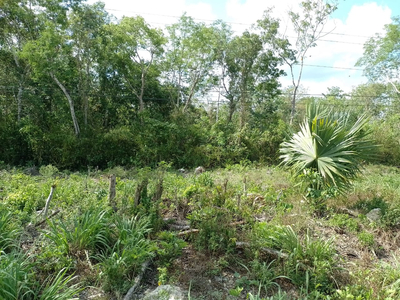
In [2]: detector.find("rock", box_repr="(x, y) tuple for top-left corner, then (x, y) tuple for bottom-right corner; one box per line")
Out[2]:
(194, 166), (205, 174)
(142, 285), (183, 300)
(24, 166), (40, 176)
(366, 208), (382, 222)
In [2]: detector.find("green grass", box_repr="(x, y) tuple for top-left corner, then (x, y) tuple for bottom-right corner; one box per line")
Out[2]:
(0, 164), (400, 299)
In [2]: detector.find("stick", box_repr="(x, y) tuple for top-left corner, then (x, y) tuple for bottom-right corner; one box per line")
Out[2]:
(176, 221), (245, 236)
(123, 260), (151, 300)
(177, 229), (200, 236)
(35, 209), (60, 227)
(235, 241), (289, 259)
(42, 184), (56, 219)
(109, 175), (117, 212)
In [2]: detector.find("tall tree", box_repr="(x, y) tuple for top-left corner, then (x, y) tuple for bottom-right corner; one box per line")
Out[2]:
(22, 21), (81, 136)
(356, 17), (400, 95)
(69, 3), (109, 127)
(20, 0), (87, 136)
(105, 16), (166, 113)
(163, 15), (226, 111)
(220, 30), (283, 128)
(258, 1), (337, 124)
(0, 0), (38, 123)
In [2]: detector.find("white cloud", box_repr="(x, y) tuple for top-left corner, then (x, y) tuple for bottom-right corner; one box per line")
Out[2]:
(87, 0), (393, 94)
(281, 2), (392, 94)
(88, 0), (217, 26)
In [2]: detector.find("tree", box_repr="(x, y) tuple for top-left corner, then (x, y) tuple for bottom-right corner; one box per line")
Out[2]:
(220, 30), (283, 128)
(22, 21), (81, 136)
(350, 83), (394, 118)
(163, 15), (225, 111)
(258, 1), (337, 124)
(356, 17), (400, 95)
(68, 3), (110, 127)
(0, 0), (38, 123)
(105, 16), (166, 113)
(280, 103), (376, 193)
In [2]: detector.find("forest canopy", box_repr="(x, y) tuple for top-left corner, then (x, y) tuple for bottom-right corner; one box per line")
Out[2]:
(0, 0), (399, 169)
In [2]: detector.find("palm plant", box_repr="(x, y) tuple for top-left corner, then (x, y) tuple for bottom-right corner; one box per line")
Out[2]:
(280, 103), (376, 193)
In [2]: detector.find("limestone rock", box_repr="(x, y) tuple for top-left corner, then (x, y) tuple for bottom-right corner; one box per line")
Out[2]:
(194, 166), (205, 174)
(366, 208), (382, 222)
(142, 285), (183, 300)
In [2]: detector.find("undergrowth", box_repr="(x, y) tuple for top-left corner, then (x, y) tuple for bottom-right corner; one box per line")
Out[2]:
(1, 164), (399, 299)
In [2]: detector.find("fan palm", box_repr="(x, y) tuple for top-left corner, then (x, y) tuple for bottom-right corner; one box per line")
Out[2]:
(280, 103), (376, 193)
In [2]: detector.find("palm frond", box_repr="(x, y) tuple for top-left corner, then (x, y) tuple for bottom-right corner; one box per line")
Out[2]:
(280, 103), (376, 193)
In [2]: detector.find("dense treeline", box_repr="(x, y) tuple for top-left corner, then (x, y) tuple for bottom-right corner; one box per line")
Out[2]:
(0, 0), (399, 169)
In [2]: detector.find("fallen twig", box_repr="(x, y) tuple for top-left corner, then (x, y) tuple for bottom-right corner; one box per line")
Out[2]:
(35, 209), (60, 227)
(177, 229), (200, 236)
(175, 220), (245, 236)
(123, 260), (151, 300)
(236, 241), (289, 259)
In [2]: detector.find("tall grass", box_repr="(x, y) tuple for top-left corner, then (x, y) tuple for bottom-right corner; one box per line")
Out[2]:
(44, 207), (112, 256)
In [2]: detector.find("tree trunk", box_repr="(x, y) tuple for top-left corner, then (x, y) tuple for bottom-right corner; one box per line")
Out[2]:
(50, 72), (80, 136)
(227, 99), (236, 124)
(17, 84), (23, 123)
(134, 178), (149, 207)
(290, 85), (298, 125)
(183, 73), (200, 112)
(109, 174), (117, 211)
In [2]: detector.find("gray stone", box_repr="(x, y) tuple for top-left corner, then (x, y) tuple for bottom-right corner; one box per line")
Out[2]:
(142, 285), (184, 300)
(366, 208), (382, 222)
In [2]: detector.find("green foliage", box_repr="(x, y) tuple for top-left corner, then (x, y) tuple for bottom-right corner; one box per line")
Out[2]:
(37, 268), (81, 300)
(156, 231), (187, 265)
(0, 207), (21, 252)
(280, 103), (376, 193)
(353, 196), (389, 215)
(97, 215), (156, 295)
(188, 207), (236, 253)
(369, 114), (400, 166)
(254, 223), (338, 293)
(44, 207), (112, 256)
(334, 285), (373, 300)
(356, 17), (400, 88)
(0, 251), (34, 300)
(357, 232), (375, 249)
(328, 214), (359, 233)
(39, 165), (59, 177)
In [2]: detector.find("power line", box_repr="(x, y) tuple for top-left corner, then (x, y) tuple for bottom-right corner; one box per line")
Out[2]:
(295, 63), (363, 71)
(103, 8), (379, 39)
(0, 85), (397, 100)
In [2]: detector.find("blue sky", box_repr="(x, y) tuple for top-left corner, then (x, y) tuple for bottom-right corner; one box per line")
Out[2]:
(87, 0), (399, 94)
(332, 0), (400, 20)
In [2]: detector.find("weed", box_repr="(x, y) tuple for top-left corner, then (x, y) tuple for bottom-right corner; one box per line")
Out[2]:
(39, 164), (59, 177)
(37, 268), (82, 300)
(97, 215), (156, 296)
(0, 207), (21, 252)
(157, 231), (187, 265)
(328, 214), (359, 232)
(334, 285), (373, 300)
(157, 266), (168, 285)
(254, 224), (338, 293)
(188, 207), (236, 253)
(353, 196), (389, 215)
(44, 207), (112, 256)
(357, 232), (375, 249)
(0, 251), (35, 299)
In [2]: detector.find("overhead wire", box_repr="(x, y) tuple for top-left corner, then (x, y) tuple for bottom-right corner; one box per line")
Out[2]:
(102, 8), (379, 39)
